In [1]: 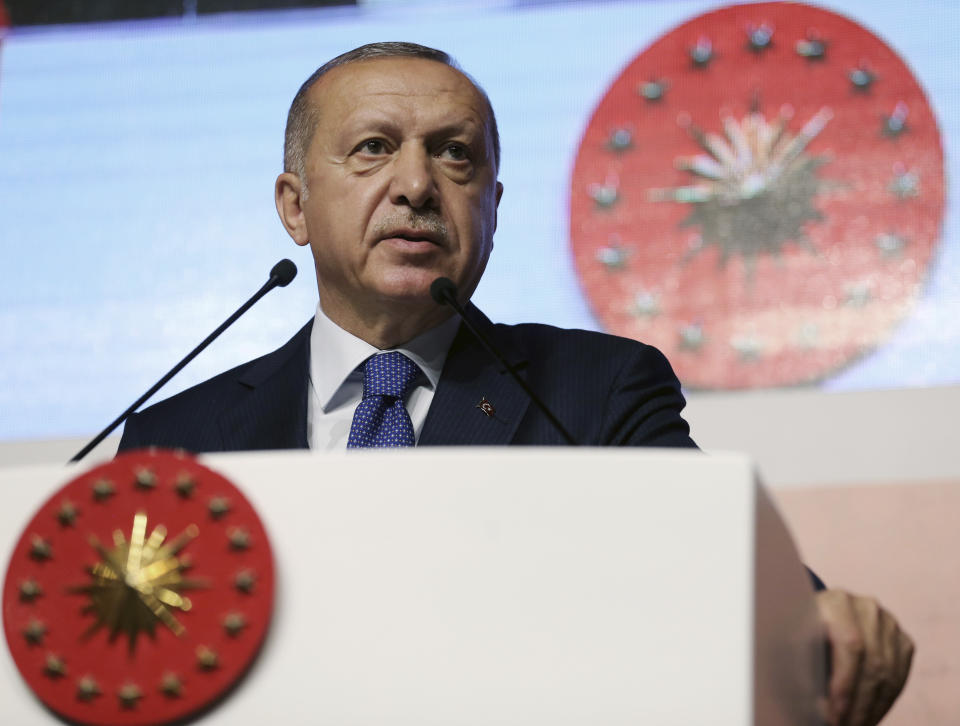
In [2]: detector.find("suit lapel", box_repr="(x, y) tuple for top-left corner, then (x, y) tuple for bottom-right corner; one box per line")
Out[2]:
(218, 320), (312, 450)
(211, 311), (526, 450)
(420, 306), (530, 446)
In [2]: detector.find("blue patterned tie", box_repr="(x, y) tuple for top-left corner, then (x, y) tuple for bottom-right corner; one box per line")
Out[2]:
(347, 351), (421, 448)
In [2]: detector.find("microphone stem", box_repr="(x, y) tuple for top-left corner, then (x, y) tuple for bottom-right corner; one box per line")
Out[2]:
(442, 293), (578, 446)
(69, 276), (280, 463)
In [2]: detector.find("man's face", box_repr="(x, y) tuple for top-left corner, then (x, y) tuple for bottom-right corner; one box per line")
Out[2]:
(292, 57), (502, 325)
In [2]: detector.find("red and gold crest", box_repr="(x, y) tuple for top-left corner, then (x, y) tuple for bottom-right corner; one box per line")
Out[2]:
(3, 450), (274, 725)
(570, 2), (944, 388)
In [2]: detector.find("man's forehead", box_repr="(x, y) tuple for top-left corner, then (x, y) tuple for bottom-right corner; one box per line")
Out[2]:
(310, 57), (484, 111)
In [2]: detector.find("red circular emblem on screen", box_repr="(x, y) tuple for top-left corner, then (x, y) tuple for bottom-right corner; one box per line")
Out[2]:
(569, 2), (944, 388)
(3, 450), (275, 725)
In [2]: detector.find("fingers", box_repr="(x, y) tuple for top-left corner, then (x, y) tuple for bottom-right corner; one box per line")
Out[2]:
(816, 590), (915, 726)
(818, 590), (865, 725)
(863, 605), (915, 726)
(840, 596), (880, 726)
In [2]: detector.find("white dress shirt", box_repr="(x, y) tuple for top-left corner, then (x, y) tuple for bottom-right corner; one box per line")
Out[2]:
(306, 304), (461, 450)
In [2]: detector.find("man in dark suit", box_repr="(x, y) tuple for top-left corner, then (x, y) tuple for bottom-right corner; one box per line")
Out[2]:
(119, 311), (695, 451)
(120, 42), (911, 726)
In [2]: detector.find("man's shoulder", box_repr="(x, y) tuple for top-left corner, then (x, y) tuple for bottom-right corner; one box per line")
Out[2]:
(138, 320), (311, 414)
(453, 315), (693, 448)
(477, 315), (684, 404)
(117, 321), (312, 452)
(489, 318), (671, 365)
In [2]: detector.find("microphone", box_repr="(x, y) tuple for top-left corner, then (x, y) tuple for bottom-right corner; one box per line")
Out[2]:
(70, 259), (298, 463)
(270, 258), (297, 287)
(430, 277), (578, 446)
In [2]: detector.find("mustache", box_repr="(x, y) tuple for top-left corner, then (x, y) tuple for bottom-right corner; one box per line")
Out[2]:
(372, 211), (449, 244)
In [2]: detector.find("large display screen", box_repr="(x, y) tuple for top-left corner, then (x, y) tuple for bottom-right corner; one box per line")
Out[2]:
(1, 0), (958, 440)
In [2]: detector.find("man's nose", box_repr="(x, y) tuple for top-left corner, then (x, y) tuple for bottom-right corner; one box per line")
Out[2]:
(389, 145), (438, 211)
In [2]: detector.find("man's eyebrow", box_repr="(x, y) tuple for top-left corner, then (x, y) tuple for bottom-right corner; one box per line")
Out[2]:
(338, 113), (402, 136)
(430, 119), (480, 136)
(423, 120), (485, 145)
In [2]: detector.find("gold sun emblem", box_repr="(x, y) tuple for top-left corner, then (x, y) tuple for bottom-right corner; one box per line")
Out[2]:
(651, 103), (836, 281)
(71, 512), (206, 650)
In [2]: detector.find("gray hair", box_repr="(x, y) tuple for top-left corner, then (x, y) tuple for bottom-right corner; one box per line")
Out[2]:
(282, 42), (501, 190)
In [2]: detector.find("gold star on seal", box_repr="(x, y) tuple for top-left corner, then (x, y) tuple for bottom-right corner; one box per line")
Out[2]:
(76, 675), (101, 701)
(70, 513), (206, 650)
(160, 672), (183, 697)
(196, 645), (219, 671)
(22, 619), (47, 645)
(227, 527), (251, 551)
(223, 612), (247, 637)
(174, 473), (197, 498)
(29, 535), (53, 561)
(134, 468), (157, 490)
(19, 579), (42, 602)
(208, 497), (231, 519)
(44, 653), (67, 678)
(92, 478), (115, 501)
(650, 105), (836, 284)
(56, 500), (79, 526)
(118, 682), (142, 708)
(233, 569), (256, 594)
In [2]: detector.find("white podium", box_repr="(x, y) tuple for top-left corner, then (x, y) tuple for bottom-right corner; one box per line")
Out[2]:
(2, 448), (824, 725)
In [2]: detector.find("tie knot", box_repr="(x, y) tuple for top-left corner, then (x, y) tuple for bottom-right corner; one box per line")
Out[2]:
(362, 351), (421, 400)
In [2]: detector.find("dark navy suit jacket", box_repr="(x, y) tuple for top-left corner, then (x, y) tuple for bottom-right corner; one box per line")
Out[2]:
(117, 310), (827, 590)
(118, 306), (696, 452)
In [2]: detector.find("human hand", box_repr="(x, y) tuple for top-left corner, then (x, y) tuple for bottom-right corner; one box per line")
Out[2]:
(816, 589), (914, 726)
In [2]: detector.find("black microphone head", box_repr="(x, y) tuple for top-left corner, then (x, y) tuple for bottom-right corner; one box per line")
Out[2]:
(430, 277), (458, 306)
(270, 259), (297, 287)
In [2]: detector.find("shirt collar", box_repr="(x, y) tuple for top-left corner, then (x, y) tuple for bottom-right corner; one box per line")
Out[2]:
(309, 303), (461, 413)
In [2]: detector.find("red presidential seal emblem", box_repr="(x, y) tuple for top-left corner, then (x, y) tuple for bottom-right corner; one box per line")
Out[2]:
(569, 2), (944, 388)
(3, 450), (275, 725)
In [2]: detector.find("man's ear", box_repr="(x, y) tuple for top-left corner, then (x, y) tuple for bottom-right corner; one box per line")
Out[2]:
(493, 181), (504, 232)
(275, 172), (310, 246)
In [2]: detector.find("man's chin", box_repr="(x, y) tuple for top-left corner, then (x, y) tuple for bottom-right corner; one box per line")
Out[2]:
(373, 269), (451, 305)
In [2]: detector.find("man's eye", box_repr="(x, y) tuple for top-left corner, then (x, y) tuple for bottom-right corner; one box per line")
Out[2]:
(440, 144), (470, 161)
(357, 139), (387, 155)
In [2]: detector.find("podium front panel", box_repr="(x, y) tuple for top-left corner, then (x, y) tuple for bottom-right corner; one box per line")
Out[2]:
(2, 448), (823, 725)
